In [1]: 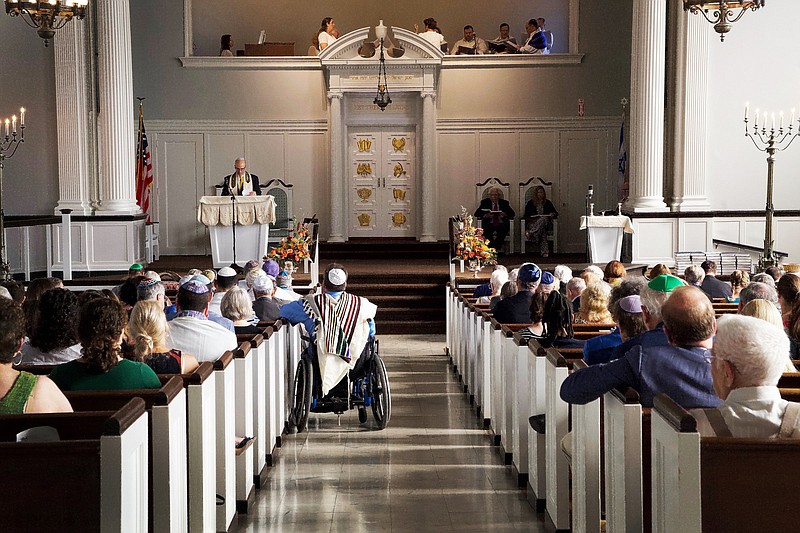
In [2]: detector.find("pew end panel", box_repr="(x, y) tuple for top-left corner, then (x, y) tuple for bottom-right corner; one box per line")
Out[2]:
(233, 342), (256, 513)
(571, 359), (602, 533)
(214, 350), (237, 531)
(544, 349), (572, 532)
(526, 338), (547, 509)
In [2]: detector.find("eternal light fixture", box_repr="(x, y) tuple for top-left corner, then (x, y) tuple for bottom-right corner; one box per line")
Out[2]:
(4, 0), (89, 47)
(683, 1), (765, 41)
(373, 20), (392, 112)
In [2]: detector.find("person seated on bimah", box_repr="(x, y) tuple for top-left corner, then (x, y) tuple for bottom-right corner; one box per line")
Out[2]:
(523, 185), (557, 258)
(474, 187), (515, 252)
(691, 314), (800, 437)
(221, 157), (261, 196)
(488, 22), (517, 54)
(451, 25), (488, 55)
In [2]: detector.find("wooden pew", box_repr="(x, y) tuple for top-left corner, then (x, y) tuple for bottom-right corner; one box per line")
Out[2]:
(571, 359), (603, 533)
(604, 387), (651, 533)
(214, 350), (237, 532)
(238, 331), (270, 489)
(0, 398), (149, 532)
(651, 393), (800, 533)
(65, 377), (188, 533)
(526, 338), (547, 510)
(488, 316), (505, 447)
(284, 320), (302, 439)
(233, 341), (256, 513)
(500, 323), (530, 471)
(180, 362), (217, 533)
(544, 349), (575, 532)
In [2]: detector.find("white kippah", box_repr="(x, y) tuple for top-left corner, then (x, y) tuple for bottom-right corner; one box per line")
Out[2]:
(328, 268), (347, 286)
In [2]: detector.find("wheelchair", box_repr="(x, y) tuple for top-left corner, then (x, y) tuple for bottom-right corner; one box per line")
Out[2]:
(288, 336), (391, 433)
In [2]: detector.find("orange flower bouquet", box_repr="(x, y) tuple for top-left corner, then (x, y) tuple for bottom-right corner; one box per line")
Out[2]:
(453, 206), (497, 269)
(267, 218), (312, 263)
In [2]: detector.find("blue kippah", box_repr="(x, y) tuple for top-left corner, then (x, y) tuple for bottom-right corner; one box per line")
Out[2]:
(541, 271), (555, 285)
(518, 263), (542, 284)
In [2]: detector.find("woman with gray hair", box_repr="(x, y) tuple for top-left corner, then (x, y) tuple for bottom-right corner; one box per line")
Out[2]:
(221, 286), (260, 334)
(478, 266), (508, 305)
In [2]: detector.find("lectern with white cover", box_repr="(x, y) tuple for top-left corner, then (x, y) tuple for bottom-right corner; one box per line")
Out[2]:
(579, 215), (634, 264)
(198, 196), (276, 268)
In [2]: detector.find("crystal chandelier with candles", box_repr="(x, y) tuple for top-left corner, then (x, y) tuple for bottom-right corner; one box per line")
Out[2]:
(683, 1), (765, 41)
(4, 0), (89, 47)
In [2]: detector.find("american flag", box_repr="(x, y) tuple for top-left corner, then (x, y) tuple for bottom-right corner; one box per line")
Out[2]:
(135, 103), (154, 222)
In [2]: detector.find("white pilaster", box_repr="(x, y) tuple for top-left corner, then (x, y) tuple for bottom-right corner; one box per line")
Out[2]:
(328, 91), (345, 242)
(54, 20), (93, 215)
(627, 0), (669, 212)
(671, 10), (711, 211)
(420, 91), (437, 242)
(96, 0), (139, 214)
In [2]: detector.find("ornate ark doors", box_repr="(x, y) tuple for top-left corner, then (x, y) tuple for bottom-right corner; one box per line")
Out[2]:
(349, 129), (415, 238)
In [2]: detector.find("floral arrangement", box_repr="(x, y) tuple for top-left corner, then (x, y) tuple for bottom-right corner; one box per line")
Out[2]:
(266, 217), (312, 262)
(453, 206), (497, 265)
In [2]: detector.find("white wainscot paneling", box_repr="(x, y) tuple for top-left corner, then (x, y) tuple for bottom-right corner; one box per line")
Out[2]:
(6, 226), (52, 278)
(285, 133), (328, 230)
(712, 219), (740, 244)
(206, 134), (246, 191)
(246, 134), (286, 185)
(679, 220), (712, 252)
(437, 132), (478, 240)
(775, 218), (800, 261)
(90, 223), (131, 265)
(632, 219), (676, 264)
(478, 132), (518, 201)
(53, 223), (87, 266)
(519, 132), (558, 182)
(743, 219), (766, 249)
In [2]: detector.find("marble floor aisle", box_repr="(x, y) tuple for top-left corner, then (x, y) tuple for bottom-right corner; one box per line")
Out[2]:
(238, 335), (544, 532)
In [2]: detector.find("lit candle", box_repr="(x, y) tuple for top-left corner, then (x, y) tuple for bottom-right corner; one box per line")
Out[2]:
(771, 113), (775, 130)
(763, 111), (767, 129)
(4, 119), (8, 137)
(19, 107), (25, 126)
(780, 111), (784, 129)
(11, 115), (16, 133)
(754, 108), (759, 128)
(744, 102), (749, 121)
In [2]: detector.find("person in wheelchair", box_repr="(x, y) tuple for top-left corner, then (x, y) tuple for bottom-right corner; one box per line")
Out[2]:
(280, 263), (377, 398)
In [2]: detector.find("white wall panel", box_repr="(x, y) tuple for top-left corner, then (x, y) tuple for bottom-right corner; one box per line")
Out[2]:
(206, 134), (246, 194)
(632, 219), (676, 265)
(285, 133), (328, 237)
(246, 134), (285, 185)
(478, 133), (518, 204)
(680, 220), (712, 252)
(437, 133), (478, 240)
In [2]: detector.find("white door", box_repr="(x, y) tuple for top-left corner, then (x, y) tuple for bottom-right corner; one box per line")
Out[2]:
(155, 134), (208, 255)
(349, 129), (415, 238)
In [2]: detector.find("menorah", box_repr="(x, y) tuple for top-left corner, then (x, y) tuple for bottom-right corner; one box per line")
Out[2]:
(744, 104), (799, 271)
(0, 107), (26, 281)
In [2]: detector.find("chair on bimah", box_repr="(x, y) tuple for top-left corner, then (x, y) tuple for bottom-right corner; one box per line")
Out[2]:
(262, 179), (293, 247)
(519, 177), (558, 255)
(475, 177), (514, 254)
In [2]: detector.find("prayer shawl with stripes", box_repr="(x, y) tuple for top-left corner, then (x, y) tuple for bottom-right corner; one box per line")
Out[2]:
(303, 292), (377, 395)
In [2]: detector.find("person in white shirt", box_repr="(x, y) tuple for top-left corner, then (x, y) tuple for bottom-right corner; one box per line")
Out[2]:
(414, 17), (446, 51)
(167, 280), (238, 363)
(317, 17), (337, 51)
(494, 22), (517, 45)
(691, 314), (800, 438)
(451, 25), (488, 55)
(209, 266), (237, 316)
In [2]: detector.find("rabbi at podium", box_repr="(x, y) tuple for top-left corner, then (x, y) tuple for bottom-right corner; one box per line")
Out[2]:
(221, 157), (261, 196)
(474, 187), (515, 252)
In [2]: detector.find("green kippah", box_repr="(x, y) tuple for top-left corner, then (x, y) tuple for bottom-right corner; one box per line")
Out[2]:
(647, 274), (684, 293)
(129, 263), (144, 271)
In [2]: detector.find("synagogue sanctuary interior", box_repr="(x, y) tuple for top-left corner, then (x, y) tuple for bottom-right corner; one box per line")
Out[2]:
(1, 0), (800, 532)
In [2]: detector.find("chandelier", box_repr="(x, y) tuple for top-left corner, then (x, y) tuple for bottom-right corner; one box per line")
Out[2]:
(5, 0), (89, 47)
(683, 1), (765, 41)
(373, 20), (391, 112)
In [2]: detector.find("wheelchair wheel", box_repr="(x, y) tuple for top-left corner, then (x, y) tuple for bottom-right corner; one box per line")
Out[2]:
(371, 357), (391, 429)
(288, 357), (313, 433)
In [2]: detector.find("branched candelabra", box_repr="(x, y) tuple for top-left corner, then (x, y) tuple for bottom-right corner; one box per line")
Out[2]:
(744, 104), (799, 271)
(0, 107), (26, 281)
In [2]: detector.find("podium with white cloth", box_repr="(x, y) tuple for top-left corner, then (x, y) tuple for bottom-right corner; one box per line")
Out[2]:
(579, 215), (634, 264)
(197, 196), (276, 268)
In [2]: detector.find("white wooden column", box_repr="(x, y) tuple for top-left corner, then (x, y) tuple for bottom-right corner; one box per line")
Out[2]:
(627, 0), (669, 212)
(54, 19), (93, 215)
(96, 0), (139, 214)
(328, 91), (345, 242)
(670, 8), (711, 211)
(420, 90), (437, 243)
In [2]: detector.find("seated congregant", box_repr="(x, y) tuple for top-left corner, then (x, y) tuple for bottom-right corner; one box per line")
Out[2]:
(126, 300), (199, 374)
(492, 263), (540, 324)
(474, 187), (515, 252)
(738, 281), (778, 311)
(22, 277), (63, 337)
(170, 274), (234, 333)
(50, 298), (162, 391)
(566, 276), (586, 313)
(553, 264), (572, 295)
(451, 25), (488, 55)
(583, 277), (647, 366)
(209, 266), (237, 316)
(700, 260), (732, 299)
(603, 260), (626, 287)
(274, 270), (302, 305)
(20, 288), (82, 365)
(221, 286), (262, 334)
(727, 269), (750, 303)
(683, 264), (705, 288)
(777, 274), (800, 357)
(476, 265), (508, 304)
(166, 280), (238, 363)
(560, 285), (720, 409)
(575, 282), (613, 325)
(0, 299), (72, 413)
(541, 290), (584, 349)
(691, 315), (800, 437)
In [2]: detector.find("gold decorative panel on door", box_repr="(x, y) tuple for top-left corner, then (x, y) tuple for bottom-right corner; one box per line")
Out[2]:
(350, 129), (415, 237)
